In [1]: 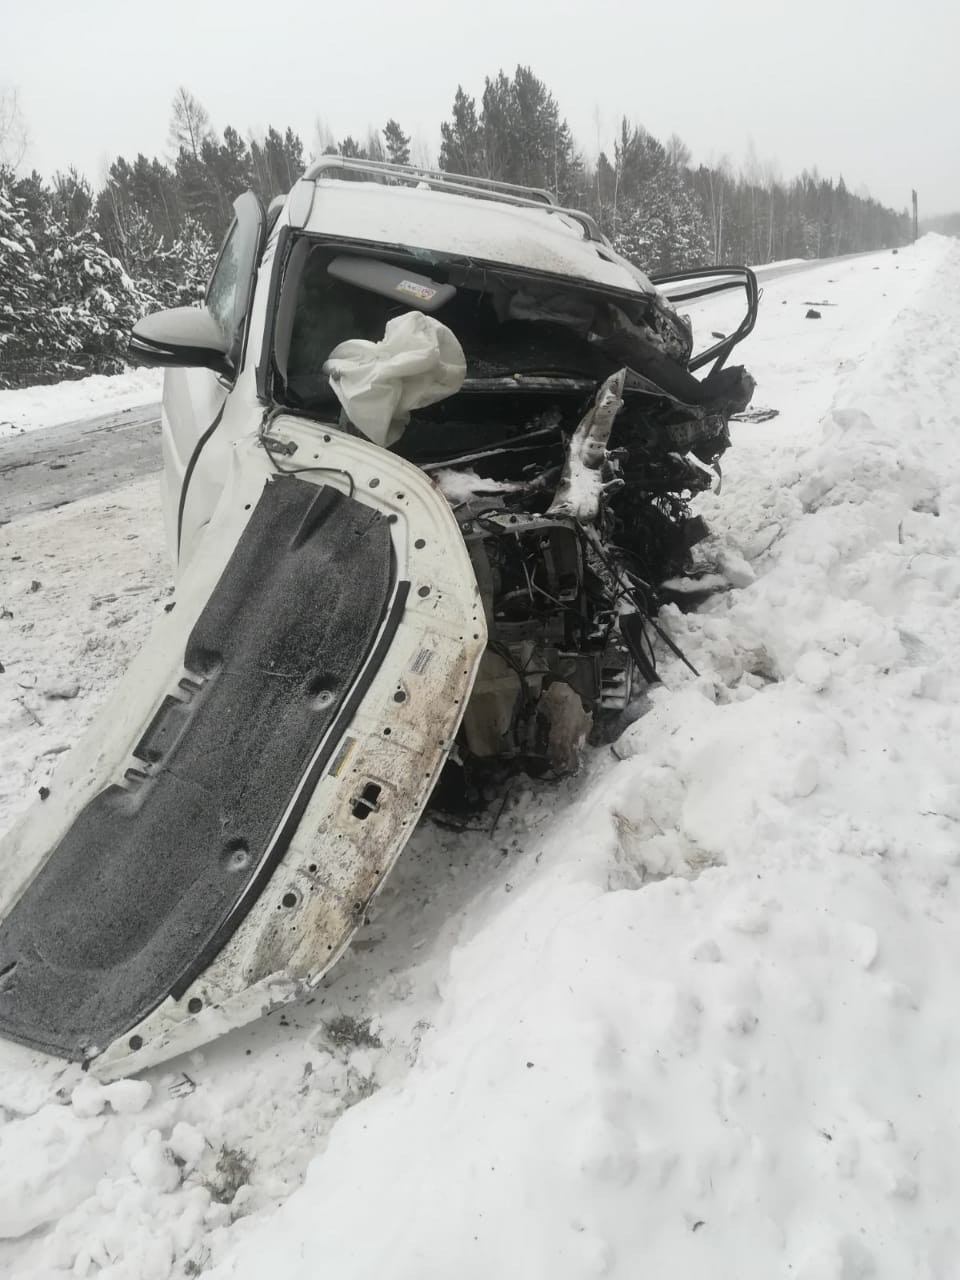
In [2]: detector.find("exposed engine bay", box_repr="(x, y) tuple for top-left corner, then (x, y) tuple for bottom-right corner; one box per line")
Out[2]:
(271, 244), (757, 782)
(417, 364), (751, 781)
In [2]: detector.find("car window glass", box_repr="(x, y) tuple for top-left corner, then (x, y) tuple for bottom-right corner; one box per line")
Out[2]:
(287, 249), (396, 383)
(205, 193), (265, 366)
(206, 223), (241, 340)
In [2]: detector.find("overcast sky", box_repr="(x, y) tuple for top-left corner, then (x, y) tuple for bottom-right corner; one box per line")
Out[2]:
(3, 0), (958, 215)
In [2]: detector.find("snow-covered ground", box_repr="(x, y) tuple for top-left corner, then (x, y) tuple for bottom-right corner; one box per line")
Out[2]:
(2, 236), (959, 1279)
(0, 369), (161, 437)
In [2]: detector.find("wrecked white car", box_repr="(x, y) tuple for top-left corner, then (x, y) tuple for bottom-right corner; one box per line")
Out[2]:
(0, 159), (757, 1077)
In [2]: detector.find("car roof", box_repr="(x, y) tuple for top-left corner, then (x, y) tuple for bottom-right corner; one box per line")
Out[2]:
(286, 177), (656, 298)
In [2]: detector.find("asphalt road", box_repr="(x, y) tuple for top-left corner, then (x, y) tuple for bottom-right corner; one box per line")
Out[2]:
(752, 249), (885, 283)
(0, 403), (162, 525)
(0, 251), (890, 526)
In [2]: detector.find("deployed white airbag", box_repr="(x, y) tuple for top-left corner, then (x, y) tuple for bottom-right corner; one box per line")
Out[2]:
(322, 311), (466, 446)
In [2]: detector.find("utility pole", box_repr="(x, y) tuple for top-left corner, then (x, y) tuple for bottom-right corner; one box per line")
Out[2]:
(912, 189), (919, 241)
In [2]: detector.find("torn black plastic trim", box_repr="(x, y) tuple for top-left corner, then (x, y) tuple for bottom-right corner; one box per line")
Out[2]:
(127, 334), (233, 379)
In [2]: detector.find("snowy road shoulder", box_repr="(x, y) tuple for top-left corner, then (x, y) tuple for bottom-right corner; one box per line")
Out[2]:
(2, 237), (960, 1280)
(0, 480), (170, 823)
(0, 369), (161, 438)
(203, 239), (960, 1280)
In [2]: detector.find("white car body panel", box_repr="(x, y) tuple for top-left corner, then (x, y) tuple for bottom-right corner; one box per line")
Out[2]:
(0, 423), (486, 1077)
(159, 366), (229, 559)
(165, 230), (278, 571)
(295, 179), (656, 296)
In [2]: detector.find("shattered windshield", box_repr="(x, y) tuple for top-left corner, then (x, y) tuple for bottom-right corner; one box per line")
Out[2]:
(273, 239), (692, 417)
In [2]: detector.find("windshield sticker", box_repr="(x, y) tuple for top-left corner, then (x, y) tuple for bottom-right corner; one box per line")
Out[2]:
(396, 280), (437, 301)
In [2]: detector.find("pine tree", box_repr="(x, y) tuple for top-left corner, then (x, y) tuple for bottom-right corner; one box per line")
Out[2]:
(599, 120), (709, 271)
(439, 88), (484, 175)
(0, 167), (52, 387)
(439, 70), (580, 200)
(480, 67), (581, 199)
(46, 218), (142, 376)
(51, 168), (93, 233)
(383, 119), (411, 166)
(116, 205), (180, 309)
(250, 127), (304, 202)
(1, 166), (141, 384)
(175, 125), (256, 240)
(96, 153), (183, 259)
(208, 126), (253, 218)
(175, 145), (223, 237)
(169, 216), (216, 306)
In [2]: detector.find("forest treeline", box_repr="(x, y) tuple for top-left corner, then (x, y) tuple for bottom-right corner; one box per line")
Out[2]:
(0, 71), (913, 389)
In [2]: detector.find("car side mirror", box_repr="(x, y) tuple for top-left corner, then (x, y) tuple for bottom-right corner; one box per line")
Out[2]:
(128, 307), (234, 378)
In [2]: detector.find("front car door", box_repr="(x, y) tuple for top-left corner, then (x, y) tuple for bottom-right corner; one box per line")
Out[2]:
(160, 191), (266, 564)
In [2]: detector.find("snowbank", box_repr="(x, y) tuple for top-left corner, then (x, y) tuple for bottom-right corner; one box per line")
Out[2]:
(211, 234), (960, 1280)
(2, 236), (959, 1280)
(752, 255), (807, 269)
(0, 368), (161, 437)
